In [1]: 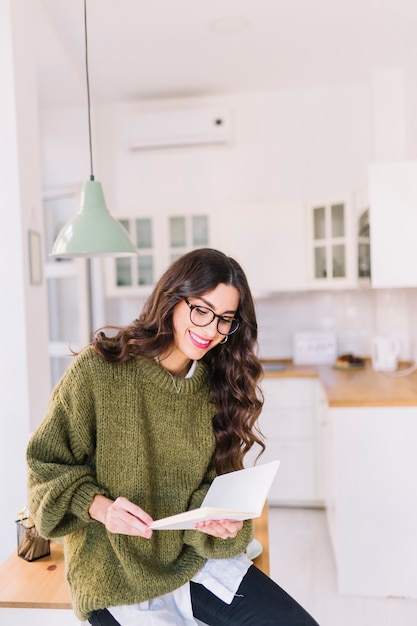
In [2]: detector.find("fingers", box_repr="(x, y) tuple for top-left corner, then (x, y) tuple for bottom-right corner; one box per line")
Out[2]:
(194, 519), (243, 539)
(105, 497), (153, 538)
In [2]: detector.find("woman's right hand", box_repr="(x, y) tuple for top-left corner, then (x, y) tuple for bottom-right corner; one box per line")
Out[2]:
(89, 495), (153, 538)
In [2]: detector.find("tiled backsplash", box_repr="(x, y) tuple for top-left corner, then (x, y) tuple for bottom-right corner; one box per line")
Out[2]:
(256, 288), (417, 362)
(104, 288), (417, 364)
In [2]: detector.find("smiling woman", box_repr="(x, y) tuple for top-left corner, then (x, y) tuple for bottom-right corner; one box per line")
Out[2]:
(27, 248), (320, 625)
(163, 285), (240, 373)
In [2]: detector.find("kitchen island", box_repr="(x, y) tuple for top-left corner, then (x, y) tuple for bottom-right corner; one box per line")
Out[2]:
(261, 359), (417, 601)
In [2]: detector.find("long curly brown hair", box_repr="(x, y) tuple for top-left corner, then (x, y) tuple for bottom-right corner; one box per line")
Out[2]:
(91, 248), (265, 473)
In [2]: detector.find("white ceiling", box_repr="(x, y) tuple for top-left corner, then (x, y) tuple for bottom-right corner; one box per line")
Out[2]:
(35, 0), (417, 109)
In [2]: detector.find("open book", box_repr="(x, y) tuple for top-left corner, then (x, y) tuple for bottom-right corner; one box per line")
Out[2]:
(150, 459), (280, 530)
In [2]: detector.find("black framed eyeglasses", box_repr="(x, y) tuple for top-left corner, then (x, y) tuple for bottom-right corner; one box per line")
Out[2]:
(184, 299), (240, 336)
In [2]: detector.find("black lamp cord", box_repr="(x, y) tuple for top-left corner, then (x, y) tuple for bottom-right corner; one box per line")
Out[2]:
(84, 0), (94, 181)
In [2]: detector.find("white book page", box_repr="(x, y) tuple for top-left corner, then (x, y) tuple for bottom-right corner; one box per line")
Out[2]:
(150, 460), (280, 530)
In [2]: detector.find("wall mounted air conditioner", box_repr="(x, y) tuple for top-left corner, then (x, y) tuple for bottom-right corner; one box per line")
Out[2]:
(129, 107), (232, 150)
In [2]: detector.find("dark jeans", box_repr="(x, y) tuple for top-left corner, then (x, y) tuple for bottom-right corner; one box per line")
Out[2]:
(88, 564), (320, 625)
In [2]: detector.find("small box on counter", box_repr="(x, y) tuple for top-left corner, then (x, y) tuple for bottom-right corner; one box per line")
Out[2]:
(292, 331), (337, 365)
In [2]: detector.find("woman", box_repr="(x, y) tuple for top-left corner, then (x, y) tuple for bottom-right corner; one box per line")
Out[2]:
(27, 248), (319, 625)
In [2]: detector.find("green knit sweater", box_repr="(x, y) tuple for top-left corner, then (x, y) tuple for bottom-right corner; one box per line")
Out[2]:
(26, 346), (253, 621)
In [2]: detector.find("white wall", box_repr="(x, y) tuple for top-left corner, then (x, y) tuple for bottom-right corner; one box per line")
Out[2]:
(99, 85), (370, 210)
(0, 0), (50, 562)
(42, 84), (370, 209)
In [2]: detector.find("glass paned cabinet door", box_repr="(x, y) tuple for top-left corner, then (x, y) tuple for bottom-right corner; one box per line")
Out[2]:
(136, 218), (152, 249)
(136, 218), (154, 285)
(116, 258), (132, 286)
(331, 203), (346, 278)
(137, 254), (154, 285)
(192, 216), (209, 246)
(358, 242), (371, 278)
(113, 218), (155, 289)
(313, 207), (326, 240)
(314, 247), (327, 278)
(331, 203), (345, 237)
(115, 220), (133, 286)
(332, 244), (345, 278)
(169, 217), (187, 247)
(310, 201), (349, 284)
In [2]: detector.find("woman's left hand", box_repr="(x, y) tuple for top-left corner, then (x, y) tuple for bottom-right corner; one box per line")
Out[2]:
(193, 519), (243, 539)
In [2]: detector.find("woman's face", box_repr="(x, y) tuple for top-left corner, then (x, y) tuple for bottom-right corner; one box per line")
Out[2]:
(169, 282), (240, 369)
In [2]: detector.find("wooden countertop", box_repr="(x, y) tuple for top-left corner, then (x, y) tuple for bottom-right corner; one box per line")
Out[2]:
(0, 542), (72, 609)
(252, 504), (270, 576)
(262, 360), (417, 407)
(0, 510), (270, 609)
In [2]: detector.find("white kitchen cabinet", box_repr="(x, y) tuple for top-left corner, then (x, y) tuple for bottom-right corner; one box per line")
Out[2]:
(103, 210), (216, 296)
(247, 377), (323, 506)
(315, 382), (329, 504)
(216, 202), (307, 296)
(326, 406), (417, 599)
(307, 198), (358, 289)
(103, 200), (307, 297)
(369, 160), (417, 288)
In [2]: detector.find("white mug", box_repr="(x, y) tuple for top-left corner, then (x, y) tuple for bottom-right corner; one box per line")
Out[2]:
(371, 336), (401, 371)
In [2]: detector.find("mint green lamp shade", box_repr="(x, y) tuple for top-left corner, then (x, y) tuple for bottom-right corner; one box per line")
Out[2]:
(50, 180), (138, 258)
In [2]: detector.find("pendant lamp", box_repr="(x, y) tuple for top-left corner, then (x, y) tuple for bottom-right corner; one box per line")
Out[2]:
(50, 0), (137, 258)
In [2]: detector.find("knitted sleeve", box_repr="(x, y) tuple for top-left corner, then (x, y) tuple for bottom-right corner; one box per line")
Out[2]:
(26, 357), (109, 538)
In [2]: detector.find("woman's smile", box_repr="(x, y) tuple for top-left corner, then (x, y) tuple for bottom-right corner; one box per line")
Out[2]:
(189, 329), (212, 350)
